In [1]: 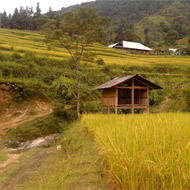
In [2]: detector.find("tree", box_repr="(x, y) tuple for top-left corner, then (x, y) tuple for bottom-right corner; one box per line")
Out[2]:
(144, 34), (150, 46)
(12, 8), (20, 29)
(144, 28), (149, 35)
(46, 7), (55, 19)
(123, 29), (141, 43)
(34, 2), (42, 30)
(0, 11), (8, 28)
(165, 30), (179, 45)
(45, 6), (108, 119)
(35, 2), (41, 18)
(187, 28), (190, 45)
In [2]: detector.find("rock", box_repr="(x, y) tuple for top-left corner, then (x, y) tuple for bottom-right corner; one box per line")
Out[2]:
(56, 145), (62, 151)
(10, 134), (59, 151)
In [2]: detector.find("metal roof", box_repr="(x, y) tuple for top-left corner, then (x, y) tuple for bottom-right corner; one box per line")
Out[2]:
(108, 42), (119, 48)
(169, 48), (177, 52)
(92, 74), (162, 90)
(108, 41), (152, 51)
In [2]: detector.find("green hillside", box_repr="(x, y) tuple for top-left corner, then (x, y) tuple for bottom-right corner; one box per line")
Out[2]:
(61, 0), (190, 45)
(0, 28), (190, 118)
(1, 0), (190, 46)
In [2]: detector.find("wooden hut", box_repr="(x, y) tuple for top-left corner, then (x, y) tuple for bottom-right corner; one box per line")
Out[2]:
(93, 74), (162, 114)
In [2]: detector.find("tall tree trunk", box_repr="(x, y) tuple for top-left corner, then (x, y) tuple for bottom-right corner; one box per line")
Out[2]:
(76, 60), (80, 119)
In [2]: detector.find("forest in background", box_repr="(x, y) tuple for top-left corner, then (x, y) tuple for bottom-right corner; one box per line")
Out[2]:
(1, 0), (190, 47)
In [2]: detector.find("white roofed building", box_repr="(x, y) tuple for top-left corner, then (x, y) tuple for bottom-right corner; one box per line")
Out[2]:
(108, 41), (152, 53)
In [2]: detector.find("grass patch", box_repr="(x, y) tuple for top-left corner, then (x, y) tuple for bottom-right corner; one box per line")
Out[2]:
(11, 123), (112, 190)
(82, 113), (190, 189)
(0, 149), (39, 189)
(0, 151), (7, 164)
(3, 114), (67, 147)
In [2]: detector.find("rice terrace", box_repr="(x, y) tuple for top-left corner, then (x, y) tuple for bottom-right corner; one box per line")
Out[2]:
(1, 0), (190, 189)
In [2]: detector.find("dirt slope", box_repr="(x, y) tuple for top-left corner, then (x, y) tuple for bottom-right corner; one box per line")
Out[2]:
(0, 100), (53, 136)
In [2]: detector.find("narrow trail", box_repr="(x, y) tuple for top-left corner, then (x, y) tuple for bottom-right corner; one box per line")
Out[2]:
(0, 153), (22, 170)
(2, 148), (53, 190)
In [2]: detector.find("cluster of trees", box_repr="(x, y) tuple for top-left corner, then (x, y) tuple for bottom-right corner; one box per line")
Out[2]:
(0, 3), (55, 30)
(75, 0), (190, 46)
(1, 0), (190, 47)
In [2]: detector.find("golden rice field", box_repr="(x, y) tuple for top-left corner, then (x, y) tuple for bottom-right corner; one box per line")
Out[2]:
(82, 113), (190, 189)
(1, 28), (190, 67)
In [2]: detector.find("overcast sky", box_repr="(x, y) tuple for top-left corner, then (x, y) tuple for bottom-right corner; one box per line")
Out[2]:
(0, 0), (95, 14)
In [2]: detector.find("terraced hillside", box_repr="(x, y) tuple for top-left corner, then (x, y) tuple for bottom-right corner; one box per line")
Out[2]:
(0, 28), (190, 117)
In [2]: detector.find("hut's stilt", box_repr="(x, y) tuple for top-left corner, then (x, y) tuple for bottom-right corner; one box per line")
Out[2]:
(131, 79), (135, 114)
(115, 88), (118, 114)
(147, 87), (149, 114)
(108, 97), (110, 113)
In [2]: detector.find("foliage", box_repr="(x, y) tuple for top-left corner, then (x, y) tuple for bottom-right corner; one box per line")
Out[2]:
(82, 113), (190, 189)
(59, 0), (190, 45)
(182, 88), (190, 111)
(0, 3), (51, 30)
(10, 123), (110, 190)
(45, 5), (108, 118)
(165, 30), (179, 45)
(3, 114), (67, 147)
(149, 90), (163, 106)
(1, 1), (190, 45)
(0, 28), (190, 115)
(96, 57), (105, 65)
(176, 47), (190, 56)
(123, 29), (141, 43)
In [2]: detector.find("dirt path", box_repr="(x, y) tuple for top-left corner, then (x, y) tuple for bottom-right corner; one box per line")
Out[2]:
(2, 148), (53, 190)
(0, 153), (22, 170)
(0, 124), (114, 190)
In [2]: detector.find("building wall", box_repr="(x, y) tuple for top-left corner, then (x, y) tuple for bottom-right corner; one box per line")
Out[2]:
(102, 88), (116, 106)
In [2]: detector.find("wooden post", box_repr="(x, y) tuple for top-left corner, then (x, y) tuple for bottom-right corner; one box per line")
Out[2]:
(147, 87), (149, 113)
(131, 78), (134, 114)
(108, 97), (110, 114)
(115, 88), (118, 114)
(102, 93), (103, 113)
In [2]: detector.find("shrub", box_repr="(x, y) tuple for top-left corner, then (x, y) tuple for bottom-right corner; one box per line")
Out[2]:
(182, 88), (190, 111)
(149, 90), (163, 106)
(4, 115), (67, 146)
(96, 58), (105, 65)
(12, 52), (22, 60)
(82, 52), (97, 62)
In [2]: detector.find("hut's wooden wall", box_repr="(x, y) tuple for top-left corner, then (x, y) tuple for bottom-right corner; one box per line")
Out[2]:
(101, 78), (150, 113)
(102, 88), (116, 107)
(118, 89), (131, 105)
(134, 89), (147, 105)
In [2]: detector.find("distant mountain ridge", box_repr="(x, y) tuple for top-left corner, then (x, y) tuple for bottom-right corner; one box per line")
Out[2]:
(60, 0), (190, 45)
